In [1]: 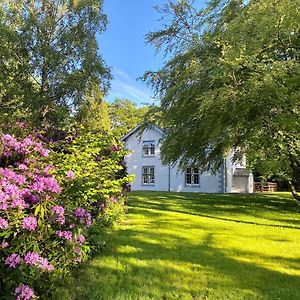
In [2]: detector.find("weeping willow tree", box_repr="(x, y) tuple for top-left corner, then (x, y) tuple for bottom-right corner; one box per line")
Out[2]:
(143, 0), (300, 200)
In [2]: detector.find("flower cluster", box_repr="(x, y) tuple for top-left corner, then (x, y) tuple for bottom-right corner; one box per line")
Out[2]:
(55, 230), (73, 242)
(74, 208), (92, 227)
(77, 234), (86, 245)
(1, 134), (49, 157)
(14, 284), (35, 300)
(0, 217), (9, 229)
(1, 241), (9, 248)
(74, 246), (83, 262)
(24, 252), (54, 272)
(5, 253), (21, 268)
(111, 144), (118, 152)
(66, 170), (75, 180)
(5, 252), (54, 272)
(52, 205), (65, 224)
(0, 163), (61, 214)
(31, 175), (61, 194)
(109, 196), (118, 203)
(22, 216), (37, 231)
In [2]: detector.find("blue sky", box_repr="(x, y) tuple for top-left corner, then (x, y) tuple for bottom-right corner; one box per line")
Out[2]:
(98, 0), (167, 105)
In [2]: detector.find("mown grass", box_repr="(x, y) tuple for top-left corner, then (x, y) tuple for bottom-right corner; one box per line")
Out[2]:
(62, 192), (300, 300)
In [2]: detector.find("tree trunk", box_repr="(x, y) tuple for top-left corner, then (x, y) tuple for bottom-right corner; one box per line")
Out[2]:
(288, 155), (300, 202)
(288, 180), (300, 202)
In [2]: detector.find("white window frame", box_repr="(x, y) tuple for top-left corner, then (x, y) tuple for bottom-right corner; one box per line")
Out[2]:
(142, 166), (155, 185)
(142, 140), (155, 157)
(185, 168), (200, 186)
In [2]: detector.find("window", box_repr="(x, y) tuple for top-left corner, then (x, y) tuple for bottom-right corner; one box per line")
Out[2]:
(142, 166), (155, 185)
(142, 141), (155, 156)
(186, 168), (200, 186)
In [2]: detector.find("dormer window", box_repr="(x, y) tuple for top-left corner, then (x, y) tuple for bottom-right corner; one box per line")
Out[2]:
(142, 141), (155, 156)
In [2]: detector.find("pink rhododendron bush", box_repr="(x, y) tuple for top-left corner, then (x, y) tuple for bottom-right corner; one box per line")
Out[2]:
(0, 128), (132, 299)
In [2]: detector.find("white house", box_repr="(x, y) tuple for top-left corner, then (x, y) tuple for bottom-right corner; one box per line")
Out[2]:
(121, 124), (253, 193)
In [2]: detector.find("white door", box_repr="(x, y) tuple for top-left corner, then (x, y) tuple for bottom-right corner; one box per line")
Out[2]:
(232, 176), (248, 193)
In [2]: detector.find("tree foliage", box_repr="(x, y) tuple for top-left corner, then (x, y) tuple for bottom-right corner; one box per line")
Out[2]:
(144, 0), (300, 199)
(76, 84), (112, 133)
(108, 99), (148, 138)
(0, 0), (110, 127)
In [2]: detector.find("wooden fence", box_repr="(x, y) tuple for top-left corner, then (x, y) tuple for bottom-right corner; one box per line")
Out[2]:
(254, 182), (278, 192)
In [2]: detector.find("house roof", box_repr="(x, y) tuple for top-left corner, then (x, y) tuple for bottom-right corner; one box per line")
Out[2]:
(121, 123), (164, 142)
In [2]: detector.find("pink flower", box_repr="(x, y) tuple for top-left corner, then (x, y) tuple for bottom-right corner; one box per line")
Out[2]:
(1, 241), (9, 248)
(16, 121), (27, 129)
(11, 198), (27, 209)
(52, 205), (65, 224)
(1, 134), (18, 157)
(24, 252), (40, 265)
(52, 205), (64, 216)
(34, 142), (50, 157)
(75, 246), (82, 262)
(77, 234), (85, 245)
(43, 165), (56, 175)
(55, 230), (73, 242)
(0, 217), (9, 229)
(22, 191), (40, 204)
(0, 168), (26, 184)
(31, 176), (61, 194)
(74, 208), (86, 218)
(22, 216), (37, 231)
(109, 196), (117, 203)
(17, 164), (28, 171)
(38, 258), (54, 272)
(14, 284), (35, 300)
(85, 213), (92, 227)
(66, 170), (75, 180)
(111, 145), (118, 152)
(74, 208), (93, 227)
(0, 203), (9, 210)
(5, 253), (21, 268)
(24, 252), (55, 272)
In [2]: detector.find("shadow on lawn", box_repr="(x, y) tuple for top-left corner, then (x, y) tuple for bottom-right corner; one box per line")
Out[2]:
(71, 192), (300, 300)
(128, 191), (300, 229)
(74, 229), (300, 300)
(130, 191), (299, 212)
(130, 205), (300, 230)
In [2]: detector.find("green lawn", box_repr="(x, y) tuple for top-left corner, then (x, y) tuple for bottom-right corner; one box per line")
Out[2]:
(63, 192), (300, 300)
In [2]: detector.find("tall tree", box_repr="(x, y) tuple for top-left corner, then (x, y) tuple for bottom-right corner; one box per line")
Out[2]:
(0, 0), (110, 127)
(77, 83), (112, 133)
(0, 10), (33, 129)
(144, 0), (300, 200)
(109, 99), (148, 138)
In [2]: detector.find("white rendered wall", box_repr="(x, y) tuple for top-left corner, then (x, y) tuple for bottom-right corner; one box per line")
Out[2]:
(123, 128), (253, 193)
(123, 127), (223, 193)
(123, 128), (169, 191)
(169, 167), (221, 193)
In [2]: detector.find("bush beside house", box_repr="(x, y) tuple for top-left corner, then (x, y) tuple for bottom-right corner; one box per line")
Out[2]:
(0, 126), (132, 299)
